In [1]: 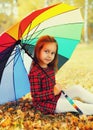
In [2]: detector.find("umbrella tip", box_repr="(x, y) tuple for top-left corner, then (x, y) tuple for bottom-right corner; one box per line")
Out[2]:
(16, 40), (21, 45)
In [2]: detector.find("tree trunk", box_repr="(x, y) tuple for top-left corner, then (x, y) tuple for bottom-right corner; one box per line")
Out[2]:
(44, 0), (49, 7)
(84, 0), (89, 43)
(70, 0), (74, 5)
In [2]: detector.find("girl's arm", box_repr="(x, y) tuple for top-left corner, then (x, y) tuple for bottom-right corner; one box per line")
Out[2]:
(54, 83), (62, 96)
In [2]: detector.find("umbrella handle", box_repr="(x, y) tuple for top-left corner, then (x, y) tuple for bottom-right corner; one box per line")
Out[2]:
(61, 90), (83, 115)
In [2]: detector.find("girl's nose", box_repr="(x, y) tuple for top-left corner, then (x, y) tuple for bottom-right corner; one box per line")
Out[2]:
(48, 53), (51, 58)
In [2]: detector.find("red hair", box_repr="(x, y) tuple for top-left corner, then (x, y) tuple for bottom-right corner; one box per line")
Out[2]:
(32, 35), (58, 72)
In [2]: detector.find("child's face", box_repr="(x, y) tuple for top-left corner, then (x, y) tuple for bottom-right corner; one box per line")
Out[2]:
(38, 42), (57, 68)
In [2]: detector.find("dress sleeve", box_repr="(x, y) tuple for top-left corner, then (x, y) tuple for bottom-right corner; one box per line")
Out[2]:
(29, 73), (55, 101)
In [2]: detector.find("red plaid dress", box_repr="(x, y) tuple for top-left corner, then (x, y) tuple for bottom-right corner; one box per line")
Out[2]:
(29, 64), (61, 114)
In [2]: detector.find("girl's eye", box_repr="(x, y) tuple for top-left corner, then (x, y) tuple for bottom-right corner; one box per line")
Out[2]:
(44, 50), (55, 55)
(51, 52), (55, 55)
(45, 50), (49, 53)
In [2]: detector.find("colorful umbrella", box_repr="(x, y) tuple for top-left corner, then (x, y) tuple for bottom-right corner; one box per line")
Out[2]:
(21, 3), (83, 68)
(0, 3), (83, 110)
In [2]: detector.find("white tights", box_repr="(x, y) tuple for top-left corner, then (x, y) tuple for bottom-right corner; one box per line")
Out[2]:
(55, 85), (93, 115)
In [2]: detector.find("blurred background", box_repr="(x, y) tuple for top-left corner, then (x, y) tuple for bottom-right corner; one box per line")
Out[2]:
(0, 0), (93, 91)
(0, 0), (93, 43)
(0, 2), (93, 129)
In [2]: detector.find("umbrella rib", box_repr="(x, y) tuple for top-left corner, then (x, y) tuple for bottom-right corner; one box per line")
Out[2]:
(0, 46), (16, 56)
(0, 45), (17, 61)
(0, 47), (20, 71)
(12, 47), (22, 103)
(23, 23), (41, 45)
(23, 28), (45, 45)
(21, 22), (33, 43)
(21, 23), (44, 48)
(13, 46), (24, 67)
(0, 41), (16, 47)
(28, 23), (41, 40)
(7, 48), (21, 68)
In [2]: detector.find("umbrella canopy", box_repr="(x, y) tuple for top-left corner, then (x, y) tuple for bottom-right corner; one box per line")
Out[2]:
(0, 3), (83, 104)
(20, 3), (83, 68)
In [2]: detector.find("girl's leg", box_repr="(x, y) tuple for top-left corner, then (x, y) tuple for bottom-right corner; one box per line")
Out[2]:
(74, 100), (93, 115)
(55, 93), (78, 113)
(64, 85), (93, 104)
(55, 93), (93, 115)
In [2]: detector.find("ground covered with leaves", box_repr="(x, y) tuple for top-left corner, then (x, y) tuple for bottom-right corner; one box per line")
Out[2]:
(0, 98), (93, 130)
(0, 43), (93, 130)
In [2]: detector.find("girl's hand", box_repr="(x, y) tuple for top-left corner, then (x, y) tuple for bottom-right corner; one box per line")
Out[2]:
(54, 83), (62, 96)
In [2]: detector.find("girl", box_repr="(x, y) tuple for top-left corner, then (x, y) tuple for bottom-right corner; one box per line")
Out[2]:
(29, 35), (93, 115)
